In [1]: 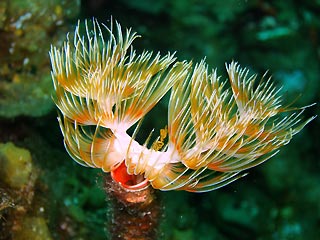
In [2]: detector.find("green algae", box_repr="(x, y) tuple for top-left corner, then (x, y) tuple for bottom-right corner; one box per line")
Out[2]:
(12, 217), (53, 240)
(0, 142), (33, 189)
(0, 0), (80, 118)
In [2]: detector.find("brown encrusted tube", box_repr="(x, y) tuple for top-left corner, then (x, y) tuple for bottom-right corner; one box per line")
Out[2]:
(104, 174), (160, 240)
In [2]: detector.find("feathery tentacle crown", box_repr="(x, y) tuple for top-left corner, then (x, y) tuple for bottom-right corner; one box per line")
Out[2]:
(50, 19), (314, 192)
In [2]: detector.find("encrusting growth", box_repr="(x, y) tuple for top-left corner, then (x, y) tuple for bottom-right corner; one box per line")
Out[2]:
(50, 19), (314, 193)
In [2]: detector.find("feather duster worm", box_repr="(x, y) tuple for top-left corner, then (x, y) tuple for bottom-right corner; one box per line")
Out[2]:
(50, 19), (314, 193)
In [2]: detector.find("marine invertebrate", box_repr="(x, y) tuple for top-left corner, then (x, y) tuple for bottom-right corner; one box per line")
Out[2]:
(50, 19), (314, 193)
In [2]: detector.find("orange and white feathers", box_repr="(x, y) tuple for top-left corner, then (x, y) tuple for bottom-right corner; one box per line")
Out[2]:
(50, 19), (314, 192)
